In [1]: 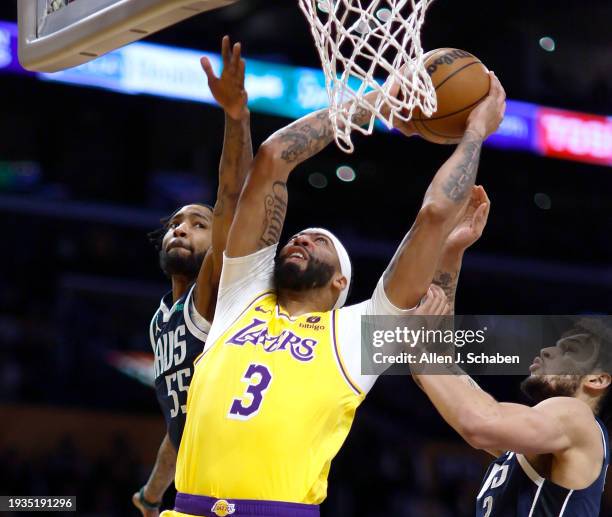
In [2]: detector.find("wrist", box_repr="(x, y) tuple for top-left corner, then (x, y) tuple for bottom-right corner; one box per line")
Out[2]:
(141, 485), (162, 508)
(464, 125), (486, 141)
(439, 244), (465, 266)
(225, 107), (250, 122)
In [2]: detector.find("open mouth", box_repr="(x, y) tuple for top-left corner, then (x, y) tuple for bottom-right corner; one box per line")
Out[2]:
(285, 246), (308, 262)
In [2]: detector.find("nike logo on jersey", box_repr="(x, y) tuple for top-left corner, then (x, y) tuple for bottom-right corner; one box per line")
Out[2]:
(226, 318), (318, 362)
(154, 324), (187, 377)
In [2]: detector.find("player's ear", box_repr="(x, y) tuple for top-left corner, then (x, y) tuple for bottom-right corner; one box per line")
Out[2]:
(332, 274), (347, 292)
(584, 373), (612, 394)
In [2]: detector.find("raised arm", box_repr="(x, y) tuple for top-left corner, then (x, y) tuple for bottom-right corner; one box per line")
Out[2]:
(225, 97), (374, 258)
(383, 73), (505, 309)
(433, 185), (490, 314)
(194, 36), (252, 320)
(412, 287), (578, 457)
(414, 364), (585, 456)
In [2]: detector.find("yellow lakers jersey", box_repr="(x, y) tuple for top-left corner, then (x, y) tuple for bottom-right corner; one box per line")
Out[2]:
(175, 291), (365, 504)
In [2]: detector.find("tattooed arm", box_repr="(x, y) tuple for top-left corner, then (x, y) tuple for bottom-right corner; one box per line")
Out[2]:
(194, 36), (252, 319)
(433, 185), (491, 314)
(382, 73), (505, 309)
(225, 94), (373, 258)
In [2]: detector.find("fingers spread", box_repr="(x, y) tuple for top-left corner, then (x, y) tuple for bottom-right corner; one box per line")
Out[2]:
(200, 57), (217, 83)
(238, 58), (246, 82)
(221, 35), (231, 65)
(231, 42), (241, 69)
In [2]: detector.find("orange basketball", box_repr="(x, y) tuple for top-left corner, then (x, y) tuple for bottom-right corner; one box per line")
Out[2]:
(412, 48), (490, 144)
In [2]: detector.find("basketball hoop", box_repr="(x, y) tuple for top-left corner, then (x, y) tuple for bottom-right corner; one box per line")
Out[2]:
(298, 0), (437, 153)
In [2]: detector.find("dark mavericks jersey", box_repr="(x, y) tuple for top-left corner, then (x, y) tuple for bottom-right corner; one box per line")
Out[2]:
(476, 417), (609, 517)
(149, 284), (210, 450)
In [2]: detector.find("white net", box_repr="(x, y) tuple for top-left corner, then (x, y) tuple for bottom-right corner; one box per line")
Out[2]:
(298, 0), (437, 152)
(47, 0), (77, 14)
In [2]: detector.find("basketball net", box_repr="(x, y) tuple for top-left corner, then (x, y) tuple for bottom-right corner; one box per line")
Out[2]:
(298, 0), (437, 153)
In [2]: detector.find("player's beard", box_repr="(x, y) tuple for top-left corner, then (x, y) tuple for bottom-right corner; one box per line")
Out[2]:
(274, 254), (335, 291)
(159, 248), (205, 280)
(520, 375), (581, 404)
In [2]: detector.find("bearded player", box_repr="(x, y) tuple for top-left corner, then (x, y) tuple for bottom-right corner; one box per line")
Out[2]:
(132, 36), (252, 516)
(161, 73), (505, 516)
(413, 290), (611, 515)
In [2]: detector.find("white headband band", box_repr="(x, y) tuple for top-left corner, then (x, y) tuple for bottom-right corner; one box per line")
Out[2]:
(302, 227), (352, 309)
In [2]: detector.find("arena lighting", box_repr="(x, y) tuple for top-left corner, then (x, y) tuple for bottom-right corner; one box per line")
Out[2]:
(533, 193), (552, 210)
(539, 36), (556, 52)
(308, 172), (328, 189)
(336, 165), (357, 182)
(1, 20), (611, 167)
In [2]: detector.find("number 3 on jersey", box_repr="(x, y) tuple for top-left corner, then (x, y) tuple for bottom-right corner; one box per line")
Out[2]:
(228, 364), (272, 420)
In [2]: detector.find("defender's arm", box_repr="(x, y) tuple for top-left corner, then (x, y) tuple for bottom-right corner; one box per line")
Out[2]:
(132, 433), (176, 517)
(415, 372), (581, 455)
(433, 185), (491, 314)
(194, 36), (252, 320)
(412, 287), (571, 458)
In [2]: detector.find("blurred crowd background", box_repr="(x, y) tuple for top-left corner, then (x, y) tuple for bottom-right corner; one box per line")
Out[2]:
(1, 0), (611, 515)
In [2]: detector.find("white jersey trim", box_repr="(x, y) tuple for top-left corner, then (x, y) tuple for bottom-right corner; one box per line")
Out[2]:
(528, 482), (544, 517)
(517, 454), (545, 487)
(184, 284), (211, 342)
(160, 295), (181, 323)
(558, 489), (574, 516)
(149, 309), (158, 353)
(596, 419), (607, 461)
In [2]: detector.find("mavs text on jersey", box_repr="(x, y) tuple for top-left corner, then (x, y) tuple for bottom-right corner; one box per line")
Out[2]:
(476, 417), (609, 516)
(150, 284), (210, 449)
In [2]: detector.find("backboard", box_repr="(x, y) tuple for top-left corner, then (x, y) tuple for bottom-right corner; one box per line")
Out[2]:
(18, 0), (238, 72)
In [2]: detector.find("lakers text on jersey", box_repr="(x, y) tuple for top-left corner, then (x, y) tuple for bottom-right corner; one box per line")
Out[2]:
(175, 291), (364, 504)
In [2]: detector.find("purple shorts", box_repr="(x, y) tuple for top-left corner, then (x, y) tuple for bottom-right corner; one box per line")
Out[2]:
(175, 492), (320, 517)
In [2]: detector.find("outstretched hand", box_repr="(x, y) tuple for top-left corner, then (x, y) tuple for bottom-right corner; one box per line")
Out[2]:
(445, 185), (490, 254)
(200, 35), (248, 120)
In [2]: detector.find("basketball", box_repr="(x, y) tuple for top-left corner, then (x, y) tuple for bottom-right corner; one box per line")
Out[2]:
(411, 48), (491, 144)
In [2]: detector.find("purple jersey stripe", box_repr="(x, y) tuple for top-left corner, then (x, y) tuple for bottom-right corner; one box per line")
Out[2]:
(175, 492), (320, 516)
(331, 310), (363, 396)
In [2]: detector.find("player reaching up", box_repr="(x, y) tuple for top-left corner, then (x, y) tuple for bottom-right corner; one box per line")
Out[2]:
(412, 198), (610, 517)
(132, 36), (252, 517)
(160, 72), (505, 517)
